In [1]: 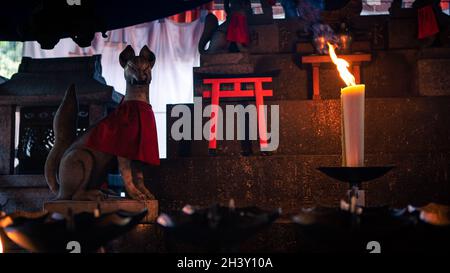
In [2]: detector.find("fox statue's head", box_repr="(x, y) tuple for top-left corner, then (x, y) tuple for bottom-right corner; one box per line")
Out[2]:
(119, 45), (156, 87)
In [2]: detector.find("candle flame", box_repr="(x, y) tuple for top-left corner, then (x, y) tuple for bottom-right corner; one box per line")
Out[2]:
(327, 42), (356, 87)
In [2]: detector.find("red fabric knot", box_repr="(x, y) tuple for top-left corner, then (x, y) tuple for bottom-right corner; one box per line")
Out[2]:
(418, 5), (439, 39)
(226, 13), (250, 46)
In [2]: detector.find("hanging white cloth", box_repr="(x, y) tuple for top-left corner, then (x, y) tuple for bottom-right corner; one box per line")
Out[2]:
(23, 16), (205, 158)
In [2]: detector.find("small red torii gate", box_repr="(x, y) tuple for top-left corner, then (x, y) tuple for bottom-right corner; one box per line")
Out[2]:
(202, 76), (274, 151)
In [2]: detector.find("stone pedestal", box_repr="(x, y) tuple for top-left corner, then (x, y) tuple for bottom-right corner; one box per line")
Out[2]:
(43, 200), (159, 223)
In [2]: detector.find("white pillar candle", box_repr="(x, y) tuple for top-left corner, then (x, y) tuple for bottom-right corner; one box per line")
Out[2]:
(341, 84), (365, 167)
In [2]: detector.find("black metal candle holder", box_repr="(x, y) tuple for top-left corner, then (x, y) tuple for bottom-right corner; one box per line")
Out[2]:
(157, 204), (281, 252)
(0, 209), (147, 253)
(317, 166), (395, 215)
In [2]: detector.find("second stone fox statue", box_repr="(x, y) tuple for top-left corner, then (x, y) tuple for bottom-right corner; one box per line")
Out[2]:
(45, 45), (160, 201)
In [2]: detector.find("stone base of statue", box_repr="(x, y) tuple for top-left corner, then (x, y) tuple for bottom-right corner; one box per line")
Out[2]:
(43, 199), (159, 223)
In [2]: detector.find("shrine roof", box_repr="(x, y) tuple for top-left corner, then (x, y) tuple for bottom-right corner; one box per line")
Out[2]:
(0, 55), (123, 106)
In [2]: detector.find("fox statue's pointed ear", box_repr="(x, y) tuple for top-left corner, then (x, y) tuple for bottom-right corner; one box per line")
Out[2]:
(119, 45), (135, 68)
(139, 45), (156, 68)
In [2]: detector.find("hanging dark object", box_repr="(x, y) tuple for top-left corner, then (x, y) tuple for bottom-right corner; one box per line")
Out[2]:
(0, 0), (212, 49)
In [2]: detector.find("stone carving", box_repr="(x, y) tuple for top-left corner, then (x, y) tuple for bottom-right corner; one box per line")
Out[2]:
(45, 45), (159, 201)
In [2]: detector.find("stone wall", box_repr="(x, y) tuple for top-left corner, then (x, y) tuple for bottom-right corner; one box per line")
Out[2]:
(167, 98), (450, 158)
(160, 97), (450, 213)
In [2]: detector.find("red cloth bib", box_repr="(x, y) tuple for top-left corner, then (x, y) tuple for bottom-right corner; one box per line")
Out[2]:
(418, 5), (439, 39)
(85, 100), (160, 166)
(226, 13), (250, 46)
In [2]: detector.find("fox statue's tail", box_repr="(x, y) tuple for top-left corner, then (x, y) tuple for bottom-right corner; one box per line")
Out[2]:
(198, 13), (219, 54)
(44, 84), (79, 193)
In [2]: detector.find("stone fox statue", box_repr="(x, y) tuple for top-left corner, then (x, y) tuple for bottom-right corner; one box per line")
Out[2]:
(45, 45), (160, 201)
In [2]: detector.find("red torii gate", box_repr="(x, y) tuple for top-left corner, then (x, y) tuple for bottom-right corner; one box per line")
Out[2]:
(202, 77), (274, 151)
